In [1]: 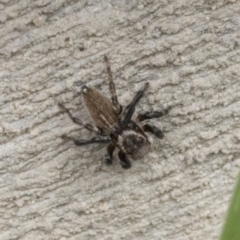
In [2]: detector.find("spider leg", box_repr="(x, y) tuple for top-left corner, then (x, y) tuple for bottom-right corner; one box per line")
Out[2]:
(142, 124), (164, 139)
(59, 103), (102, 134)
(118, 151), (131, 169)
(105, 143), (115, 165)
(61, 135), (111, 146)
(136, 109), (168, 122)
(121, 82), (149, 126)
(104, 55), (122, 114)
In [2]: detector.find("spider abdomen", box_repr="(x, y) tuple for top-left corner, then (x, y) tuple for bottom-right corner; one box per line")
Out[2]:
(83, 86), (118, 133)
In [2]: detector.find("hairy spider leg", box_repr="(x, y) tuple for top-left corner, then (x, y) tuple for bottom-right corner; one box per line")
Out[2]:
(104, 55), (122, 114)
(118, 151), (131, 169)
(121, 82), (149, 126)
(61, 135), (111, 146)
(59, 103), (102, 134)
(142, 124), (164, 139)
(105, 143), (115, 165)
(136, 109), (169, 122)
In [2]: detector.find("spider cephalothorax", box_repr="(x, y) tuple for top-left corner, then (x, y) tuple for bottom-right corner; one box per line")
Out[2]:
(59, 56), (168, 169)
(110, 121), (150, 160)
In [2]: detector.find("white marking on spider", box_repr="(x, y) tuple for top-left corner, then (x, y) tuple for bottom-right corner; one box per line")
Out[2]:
(99, 114), (112, 127)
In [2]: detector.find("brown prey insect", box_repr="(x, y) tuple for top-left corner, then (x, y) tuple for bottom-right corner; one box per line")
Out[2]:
(59, 56), (168, 169)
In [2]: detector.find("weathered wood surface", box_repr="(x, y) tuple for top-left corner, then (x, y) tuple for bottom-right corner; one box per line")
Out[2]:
(1, 0), (240, 239)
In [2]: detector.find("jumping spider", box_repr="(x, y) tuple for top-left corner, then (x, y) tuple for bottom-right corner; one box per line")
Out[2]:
(59, 56), (168, 169)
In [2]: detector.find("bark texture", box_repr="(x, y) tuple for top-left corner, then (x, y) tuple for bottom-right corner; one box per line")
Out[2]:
(1, 0), (240, 239)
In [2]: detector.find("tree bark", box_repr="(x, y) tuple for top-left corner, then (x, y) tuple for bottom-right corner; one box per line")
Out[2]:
(1, 0), (240, 239)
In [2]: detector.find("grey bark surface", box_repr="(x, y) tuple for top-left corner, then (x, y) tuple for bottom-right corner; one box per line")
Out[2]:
(1, 0), (240, 239)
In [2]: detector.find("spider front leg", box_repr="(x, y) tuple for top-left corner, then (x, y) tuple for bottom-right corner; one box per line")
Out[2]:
(59, 103), (102, 134)
(104, 56), (122, 114)
(136, 109), (169, 122)
(142, 124), (164, 139)
(105, 143), (115, 165)
(118, 151), (131, 169)
(61, 135), (111, 146)
(121, 82), (149, 126)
